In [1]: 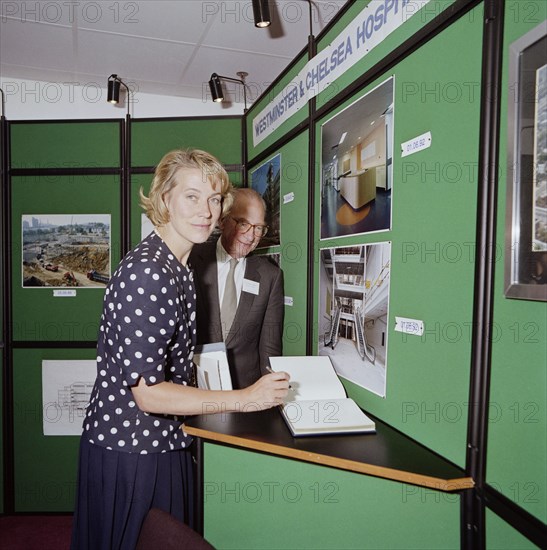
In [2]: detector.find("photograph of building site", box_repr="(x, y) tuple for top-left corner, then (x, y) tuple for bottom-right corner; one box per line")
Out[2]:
(22, 214), (111, 288)
(318, 242), (391, 397)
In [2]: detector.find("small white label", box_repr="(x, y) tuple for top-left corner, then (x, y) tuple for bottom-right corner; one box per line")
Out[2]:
(53, 290), (77, 297)
(283, 192), (295, 204)
(401, 131), (432, 157)
(395, 316), (424, 336)
(284, 296), (294, 306)
(242, 278), (260, 295)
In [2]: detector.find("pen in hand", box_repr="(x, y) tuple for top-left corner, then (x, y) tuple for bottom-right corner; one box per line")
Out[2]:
(266, 366), (292, 389)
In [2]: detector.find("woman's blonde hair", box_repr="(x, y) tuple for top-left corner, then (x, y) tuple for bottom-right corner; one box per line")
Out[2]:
(139, 148), (233, 226)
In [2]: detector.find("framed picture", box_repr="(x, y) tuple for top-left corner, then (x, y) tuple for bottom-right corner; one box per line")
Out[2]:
(250, 153), (281, 248)
(320, 77), (394, 240)
(505, 22), (547, 301)
(318, 241), (391, 397)
(22, 214), (111, 288)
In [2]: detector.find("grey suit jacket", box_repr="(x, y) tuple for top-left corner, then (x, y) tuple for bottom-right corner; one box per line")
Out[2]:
(189, 240), (284, 389)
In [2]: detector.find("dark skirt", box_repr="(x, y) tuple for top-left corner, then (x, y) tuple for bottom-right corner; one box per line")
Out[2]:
(70, 438), (195, 550)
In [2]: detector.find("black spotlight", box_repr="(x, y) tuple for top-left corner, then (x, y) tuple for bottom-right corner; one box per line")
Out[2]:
(208, 73), (224, 103)
(107, 74), (121, 104)
(252, 0), (271, 28)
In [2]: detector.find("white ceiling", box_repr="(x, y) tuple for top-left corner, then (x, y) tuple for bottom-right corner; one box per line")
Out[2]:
(0, 0), (349, 108)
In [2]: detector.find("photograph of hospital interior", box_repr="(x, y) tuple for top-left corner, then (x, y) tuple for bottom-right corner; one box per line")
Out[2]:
(320, 78), (393, 239)
(319, 242), (391, 397)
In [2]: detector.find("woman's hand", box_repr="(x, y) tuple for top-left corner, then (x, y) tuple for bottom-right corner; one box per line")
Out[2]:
(241, 371), (290, 411)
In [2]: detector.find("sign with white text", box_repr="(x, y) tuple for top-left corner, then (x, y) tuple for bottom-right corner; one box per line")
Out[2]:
(252, 0), (430, 146)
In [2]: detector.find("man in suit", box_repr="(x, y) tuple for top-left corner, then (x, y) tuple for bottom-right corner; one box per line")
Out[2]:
(190, 188), (284, 389)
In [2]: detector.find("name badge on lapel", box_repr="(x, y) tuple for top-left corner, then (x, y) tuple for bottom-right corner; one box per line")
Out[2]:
(242, 278), (260, 295)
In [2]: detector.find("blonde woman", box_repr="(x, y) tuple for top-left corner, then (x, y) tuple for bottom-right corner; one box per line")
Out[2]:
(71, 149), (289, 549)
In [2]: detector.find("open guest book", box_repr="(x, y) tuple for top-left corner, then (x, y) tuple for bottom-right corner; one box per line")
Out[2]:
(268, 356), (376, 437)
(193, 342), (233, 391)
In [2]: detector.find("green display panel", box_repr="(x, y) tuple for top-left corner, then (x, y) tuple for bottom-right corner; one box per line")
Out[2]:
(131, 118), (242, 167)
(485, 509), (538, 550)
(487, 0), (547, 523)
(246, 53), (310, 160)
(315, 0), (457, 111)
(249, 132), (309, 356)
(10, 121), (121, 168)
(129, 171), (243, 248)
(11, 174), (121, 342)
(313, 5), (484, 467)
(204, 443), (460, 549)
(13, 348), (95, 512)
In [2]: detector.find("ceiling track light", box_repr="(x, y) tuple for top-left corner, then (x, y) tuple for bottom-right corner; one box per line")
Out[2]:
(107, 74), (131, 116)
(208, 72), (249, 112)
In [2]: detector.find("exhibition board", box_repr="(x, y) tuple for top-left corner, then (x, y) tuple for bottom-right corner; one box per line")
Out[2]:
(247, 132), (309, 356)
(4, 115), (250, 512)
(312, 5), (483, 469)
(11, 174), (121, 342)
(10, 120), (121, 168)
(200, 441), (461, 550)
(486, 509), (539, 550)
(130, 116), (242, 168)
(12, 348), (96, 512)
(487, 4), (547, 524)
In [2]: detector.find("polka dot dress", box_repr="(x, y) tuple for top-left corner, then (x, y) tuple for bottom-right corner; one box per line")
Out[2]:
(83, 232), (196, 454)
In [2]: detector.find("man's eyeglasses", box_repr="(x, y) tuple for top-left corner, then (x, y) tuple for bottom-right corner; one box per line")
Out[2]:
(232, 218), (268, 237)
